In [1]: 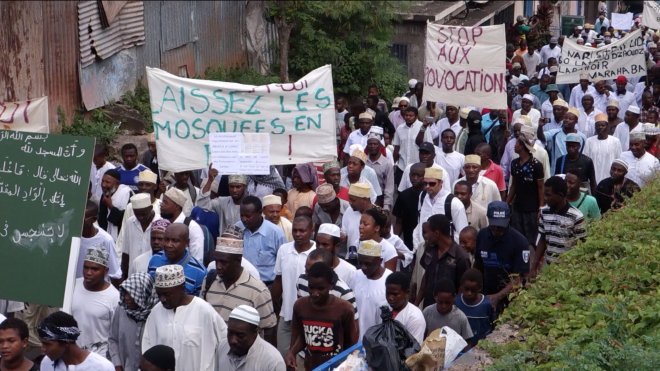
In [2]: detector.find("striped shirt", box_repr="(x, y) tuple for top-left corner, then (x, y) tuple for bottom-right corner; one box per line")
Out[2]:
(204, 269), (277, 329)
(296, 273), (359, 319)
(538, 204), (587, 263)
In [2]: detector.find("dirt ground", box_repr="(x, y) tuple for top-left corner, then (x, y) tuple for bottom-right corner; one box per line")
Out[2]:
(448, 323), (520, 370)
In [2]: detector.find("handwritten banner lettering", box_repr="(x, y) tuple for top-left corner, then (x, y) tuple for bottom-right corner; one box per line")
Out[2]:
(557, 29), (646, 84)
(0, 131), (93, 306)
(0, 96), (49, 133)
(642, 1), (660, 30)
(424, 24), (507, 109)
(146, 66), (336, 172)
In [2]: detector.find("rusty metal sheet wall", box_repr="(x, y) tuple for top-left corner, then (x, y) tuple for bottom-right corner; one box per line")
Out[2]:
(161, 1), (194, 52)
(194, 1), (247, 76)
(0, 2), (46, 103)
(43, 1), (80, 130)
(160, 43), (196, 77)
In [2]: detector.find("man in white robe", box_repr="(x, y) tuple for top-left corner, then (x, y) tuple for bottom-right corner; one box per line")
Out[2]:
(142, 265), (227, 371)
(583, 114), (623, 183)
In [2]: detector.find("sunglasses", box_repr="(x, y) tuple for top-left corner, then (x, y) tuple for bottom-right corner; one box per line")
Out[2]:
(424, 181), (438, 187)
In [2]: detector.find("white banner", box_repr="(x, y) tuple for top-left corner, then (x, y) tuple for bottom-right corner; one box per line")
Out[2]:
(643, 1), (660, 30)
(424, 24), (507, 109)
(0, 96), (49, 133)
(611, 12), (633, 30)
(557, 29), (646, 84)
(146, 66), (336, 172)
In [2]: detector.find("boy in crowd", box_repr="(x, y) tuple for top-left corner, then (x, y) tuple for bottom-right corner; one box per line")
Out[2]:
(422, 279), (473, 341)
(385, 272), (426, 344)
(454, 269), (494, 346)
(459, 226), (478, 267)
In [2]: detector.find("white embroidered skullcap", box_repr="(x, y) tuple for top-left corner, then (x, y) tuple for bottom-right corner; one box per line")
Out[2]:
(138, 170), (158, 184)
(215, 237), (244, 254)
(164, 188), (187, 208)
(317, 223), (341, 238)
(84, 246), (109, 267)
(154, 265), (185, 288)
(262, 194), (282, 207)
(130, 193), (151, 209)
(357, 239), (382, 257)
(229, 305), (260, 326)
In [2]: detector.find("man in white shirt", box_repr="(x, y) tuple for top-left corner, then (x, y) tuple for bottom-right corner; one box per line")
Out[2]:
(435, 129), (465, 186)
(433, 104), (461, 141)
(569, 73), (597, 108)
(388, 97), (410, 129)
(584, 114), (623, 183)
(315, 223), (356, 285)
(118, 169), (161, 230)
(272, 216), (316, 356)
(540, 37), (561, 64)
(142, 265), (227, 371)
(98, 169), (133, 242)
(79, 201), (122, 282)
(163, 171), (199, 217)
(341, 183), (375, 256)
(614, 105), (643, 152)
(613, 76), (637, 120)
(343, 112), (374, 159)
(385, 272), (425, 344)
(117, 193), (160, 279)
(130, 219), (170, 276)
(159, 187), (205, 262)
(71, 247), (120, 356)
(413, 167), (468, 247)
(522, 46), (541, 77)
(512, 94), (541, 128)
(577, 94), (602, 137)
(593, 80), (617, 113)
(454, 155), (501, 209)
(393, 106), (433, 184)
(619, 132), (660, 188)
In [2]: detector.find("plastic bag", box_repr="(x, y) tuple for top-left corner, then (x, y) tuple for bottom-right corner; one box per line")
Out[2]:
(405, 326), (467, 370)
(363, 306), (421, 371)
(335, 350), (368, 371)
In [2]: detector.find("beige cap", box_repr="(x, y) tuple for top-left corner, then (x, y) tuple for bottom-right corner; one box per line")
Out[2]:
(566, 107), (580, 118)
(262, 194), (282, 207)
(228, 175), (248, 185)
(459, 107), (470, 119)
(164, 187), (187, 208)
(515, 115), (532, 126)
(130, 193), (152, 209)
(350, 144), (368, 163)
(348, 182), (371, 198)
(316, 183), (337, 204)
(552, 99), (569, 108)
(357, 239), (382, 257)
(464, 154), (481, 166)
(138, 170), (158, 184)
(359, 112), (374, 121)
(424, 167), (443, 180)
(154, 265), (185, 288)
(607, 99), (619, 108)
(215, 237), (244, 254)
(595, 113), (608, 122)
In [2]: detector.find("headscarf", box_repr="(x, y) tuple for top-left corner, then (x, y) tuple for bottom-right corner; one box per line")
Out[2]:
(293, 163), (319, 189)
(37, 320), (80, 342)
(249, 166), (285, 190)
(119, 272), (158, 322)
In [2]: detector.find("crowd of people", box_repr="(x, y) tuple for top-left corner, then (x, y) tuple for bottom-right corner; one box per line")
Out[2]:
(1, 8), (660, 371)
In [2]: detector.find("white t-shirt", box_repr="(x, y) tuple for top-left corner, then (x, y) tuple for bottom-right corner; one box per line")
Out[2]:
(40, 351), (115, 371)
(341, 207), (362, 250)
(0, 313), (6, 324)
(275, 242), (316, 321)
(379, 239), (399, 267)
(78, 227), (122, 280)
(352, 269), (392, 339)
(71, 278), (120, 356)
(129, 250), (152, 276)
(393, 302), (426, 344)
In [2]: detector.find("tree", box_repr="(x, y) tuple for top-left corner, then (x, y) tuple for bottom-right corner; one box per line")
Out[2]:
(267, 1), (406, 101)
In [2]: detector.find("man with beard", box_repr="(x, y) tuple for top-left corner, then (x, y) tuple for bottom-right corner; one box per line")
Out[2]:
(217, 305), (285, 370)
(142, 265), (226, 371)
(98, 169), (133, 242)
(619, 132), (660, 188)
(577, 94), (601, 137)
(366, 130), (395, 209)
(594, 159), (641, 213)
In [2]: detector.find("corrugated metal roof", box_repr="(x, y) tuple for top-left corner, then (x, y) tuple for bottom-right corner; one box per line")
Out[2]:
(161, 1), (194, 51)
(78, 0), (145, 68)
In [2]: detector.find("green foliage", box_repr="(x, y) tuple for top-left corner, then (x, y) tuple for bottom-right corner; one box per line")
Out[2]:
(120, 82), (153, 129)
(487, 178), (660, 370)
(204, 66), (281, 86)
(58, 107), (120, 146)
(268, 0), (407, 100)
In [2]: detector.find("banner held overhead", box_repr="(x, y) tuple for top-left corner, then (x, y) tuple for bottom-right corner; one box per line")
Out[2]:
(0, 96), (49, 133)
(557, 29), (646, 84)
(146, 65), (337, 172)
(424, 24), (507, 109)
(643, 1), (660, 30)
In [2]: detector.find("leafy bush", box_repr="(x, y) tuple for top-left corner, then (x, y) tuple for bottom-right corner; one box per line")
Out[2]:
(58, 107), (120, 146)
(485, 178), (660, 370)
(121, 82), (153, 129)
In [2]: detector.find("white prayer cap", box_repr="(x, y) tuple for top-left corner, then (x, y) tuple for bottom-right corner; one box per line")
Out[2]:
(626, 105), (641, 114)
(317, 223), (341, 238)
(612, 159), (629, 171)
(522, 94), (535, 102)
(262, 194), (282, 207)
(629, 132), (647, 141)
(391, 97), (401, 108)
(215, 237), (244, 254)
(164, 188), (187, 208)
(408, 79), (418, 88)
(357, 239), (382, 257)
(130, 193), (152, 209)
(229, 305), (260, 327)
(399, 97), (410, 104)
(84, 246), (109, 267)
(154, 265), (185, 288)
(138, 170), (158, 184)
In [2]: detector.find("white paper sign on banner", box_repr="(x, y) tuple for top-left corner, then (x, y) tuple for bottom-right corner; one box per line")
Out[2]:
(642, 1), (660, 30)
(611, 12), (633, 30)
(146, 65), (336, 172)
(557, 29), (646, 84)
(0, 96), (49, 133)
(209, 132), (270, 175)
(424, 24), (507, 109)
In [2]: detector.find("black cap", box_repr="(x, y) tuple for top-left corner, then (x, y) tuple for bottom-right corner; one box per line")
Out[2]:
(418, 142), (435, 153)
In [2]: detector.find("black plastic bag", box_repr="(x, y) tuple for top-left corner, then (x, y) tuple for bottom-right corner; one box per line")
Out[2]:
(363, 306), (421, 371)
